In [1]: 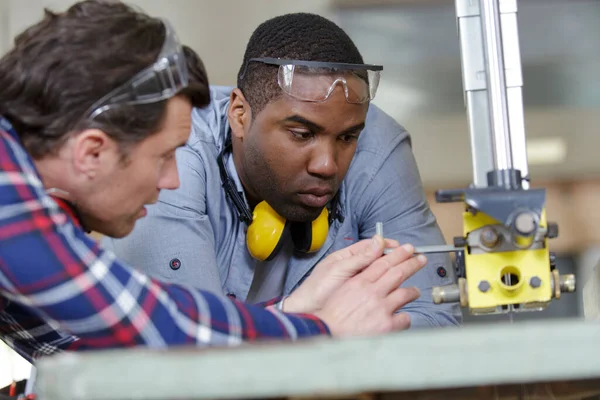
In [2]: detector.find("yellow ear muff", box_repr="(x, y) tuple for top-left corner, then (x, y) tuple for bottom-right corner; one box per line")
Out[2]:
(290, 207), (329, 253)
(246, 201), (286, 261)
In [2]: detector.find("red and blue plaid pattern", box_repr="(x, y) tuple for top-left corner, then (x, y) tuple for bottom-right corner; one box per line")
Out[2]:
(0, 118), (329, 361)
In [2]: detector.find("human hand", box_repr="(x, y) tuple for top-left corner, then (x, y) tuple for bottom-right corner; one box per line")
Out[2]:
(283, 235), (400, 314)
(314, 244), (426, 336)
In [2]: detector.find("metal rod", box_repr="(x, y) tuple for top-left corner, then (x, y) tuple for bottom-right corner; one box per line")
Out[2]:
(480, 0), (514, 174)
(480, 0), (516, 313)
(376, 222), (463, 256)
(375, 222), (383, 238)
(384, 245), (463, 255)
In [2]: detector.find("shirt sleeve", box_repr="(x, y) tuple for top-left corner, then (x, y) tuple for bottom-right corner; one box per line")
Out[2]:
(0, 133), (330, 350)
(355, 131), (463, 329)
(102, 145), (222, 293)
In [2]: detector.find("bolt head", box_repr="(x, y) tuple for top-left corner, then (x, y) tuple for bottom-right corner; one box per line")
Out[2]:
(515, 212), (538, 235)
(478, 280), (491, 293)
(530, 276), (542, 288)
(480, 227), (500, 248)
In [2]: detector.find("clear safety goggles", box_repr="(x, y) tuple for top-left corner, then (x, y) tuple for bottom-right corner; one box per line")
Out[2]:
(85, 19), (189, 120)
(241, 58), (383, 104)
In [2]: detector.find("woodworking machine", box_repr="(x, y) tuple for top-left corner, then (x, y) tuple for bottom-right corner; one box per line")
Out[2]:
(429, 0), (576, 315)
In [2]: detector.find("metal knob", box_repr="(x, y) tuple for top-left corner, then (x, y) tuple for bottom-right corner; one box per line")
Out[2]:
(432, 279), (468, 307)
(559, 274), (576, 293)
(514, 211), (538, 236)
(432, 284), (460, 304)
(480, 226), (500, 248)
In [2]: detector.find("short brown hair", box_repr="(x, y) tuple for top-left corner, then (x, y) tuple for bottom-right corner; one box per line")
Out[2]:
(0, 0), (210, 158)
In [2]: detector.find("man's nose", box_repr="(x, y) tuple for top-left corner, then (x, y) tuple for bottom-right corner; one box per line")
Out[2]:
(307, 143), (338, 179)
(159, 160), (180, 190)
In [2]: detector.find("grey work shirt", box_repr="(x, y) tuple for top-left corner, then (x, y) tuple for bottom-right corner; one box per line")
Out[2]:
(103, 85), (462, 328)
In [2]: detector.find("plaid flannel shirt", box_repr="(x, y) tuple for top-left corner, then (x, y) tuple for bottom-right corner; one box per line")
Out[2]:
(0, 116), (329, 362)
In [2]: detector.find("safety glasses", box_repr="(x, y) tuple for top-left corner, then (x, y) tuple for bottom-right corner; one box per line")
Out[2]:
(85, 19), (189, 120)
(240, 57), (383, 104)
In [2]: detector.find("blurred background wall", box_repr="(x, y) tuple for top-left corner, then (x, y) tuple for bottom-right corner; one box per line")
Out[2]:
(1, 0), (599, 387)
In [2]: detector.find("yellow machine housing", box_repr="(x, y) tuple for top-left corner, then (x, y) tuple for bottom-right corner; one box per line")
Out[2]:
(463, 209), (551, 314)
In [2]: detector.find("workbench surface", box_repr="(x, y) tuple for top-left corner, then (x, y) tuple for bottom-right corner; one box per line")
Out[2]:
(34, 319), (600, 400)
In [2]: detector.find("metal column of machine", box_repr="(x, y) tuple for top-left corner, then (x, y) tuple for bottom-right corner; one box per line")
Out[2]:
(431, 0), (575, 315)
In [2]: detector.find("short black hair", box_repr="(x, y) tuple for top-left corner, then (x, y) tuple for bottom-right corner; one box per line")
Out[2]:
(237, 13), (364, 115)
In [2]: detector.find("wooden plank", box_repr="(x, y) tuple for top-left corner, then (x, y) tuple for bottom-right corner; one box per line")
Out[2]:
(35, 319), (600, 400)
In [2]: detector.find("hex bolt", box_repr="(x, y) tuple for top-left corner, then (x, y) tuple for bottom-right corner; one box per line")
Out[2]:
(478, 280), (491, 293)
(529, 276), (542, 288)
(480, 226), (500, 248)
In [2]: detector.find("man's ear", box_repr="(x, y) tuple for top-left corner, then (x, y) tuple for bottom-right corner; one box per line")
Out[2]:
(228, 88), (252, 140)
(71, 129), (118, 179)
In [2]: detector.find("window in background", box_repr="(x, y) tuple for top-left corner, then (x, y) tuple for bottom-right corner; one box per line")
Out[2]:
(334, 0), (600, 187)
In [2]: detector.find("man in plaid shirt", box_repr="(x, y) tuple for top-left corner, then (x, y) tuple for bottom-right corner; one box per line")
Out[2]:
(0, 0), (427, 364)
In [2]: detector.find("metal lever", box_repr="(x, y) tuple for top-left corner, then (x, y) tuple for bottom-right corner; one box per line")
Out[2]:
(376, 222), (462, 255)
(384, 245), (463, 255)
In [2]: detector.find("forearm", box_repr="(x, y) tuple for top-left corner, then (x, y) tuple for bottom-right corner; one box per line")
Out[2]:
(1, 214), (329, 349)
(0, 132), (332, 350)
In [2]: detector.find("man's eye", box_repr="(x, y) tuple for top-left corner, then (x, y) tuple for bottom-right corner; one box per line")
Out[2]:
(340, 134), (359, 143)
(289, 130), (314, 140)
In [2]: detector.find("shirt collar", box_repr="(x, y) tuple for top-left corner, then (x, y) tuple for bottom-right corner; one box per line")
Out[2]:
(0, 116), (19, 142)
(52, 196), (84, 230)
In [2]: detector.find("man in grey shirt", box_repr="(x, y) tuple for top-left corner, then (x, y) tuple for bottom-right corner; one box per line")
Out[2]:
(104, 13), (462, 329)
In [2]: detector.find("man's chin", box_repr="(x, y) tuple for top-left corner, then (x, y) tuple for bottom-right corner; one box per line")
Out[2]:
(88, 220), (136, 239)
(278, 205), (324, 223)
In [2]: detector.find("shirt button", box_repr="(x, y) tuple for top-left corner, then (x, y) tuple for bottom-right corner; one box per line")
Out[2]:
(169, 258), (182, 270)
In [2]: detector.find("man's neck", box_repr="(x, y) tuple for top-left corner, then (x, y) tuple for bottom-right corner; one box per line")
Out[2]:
(34, 156), (90, 230)
(230, 142), (260, 210)
(33, 157), (75, 200)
